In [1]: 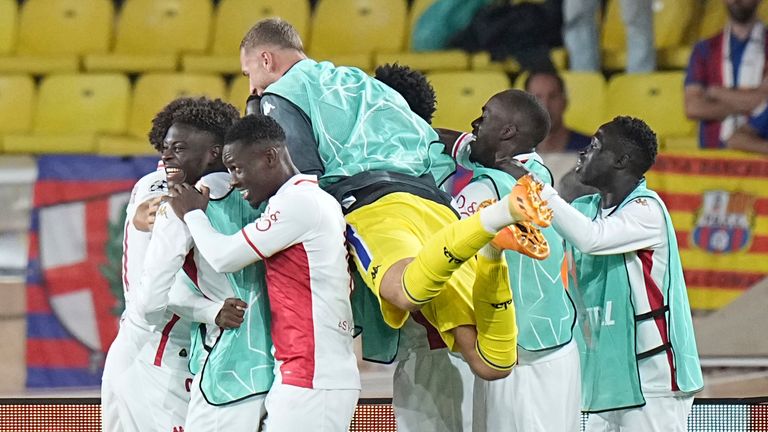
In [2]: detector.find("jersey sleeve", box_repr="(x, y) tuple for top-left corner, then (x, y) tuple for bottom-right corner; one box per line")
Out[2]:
(449, 132), (480, 170)
(260, 94), (325, 177)
(135, 202), (193, 324)
(541, 184), (666, 255)
(451, 178), (498, 219)
(126, 172), (166, 220)
(167, 273), (223, 325)
(239, 194), (320, 259)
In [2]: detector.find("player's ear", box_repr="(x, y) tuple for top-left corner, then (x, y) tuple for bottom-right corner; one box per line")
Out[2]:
(500, 124), (518, 140)
(264, 146), (279, 166)
(210, 145), (222, 161)
(614, 152), (631, 170)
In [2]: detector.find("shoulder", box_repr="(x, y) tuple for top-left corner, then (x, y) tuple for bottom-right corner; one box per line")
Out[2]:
(130, 170), (167, 205)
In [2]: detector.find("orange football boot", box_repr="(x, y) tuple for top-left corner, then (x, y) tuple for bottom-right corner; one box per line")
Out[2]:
(508, 174), (553, 228)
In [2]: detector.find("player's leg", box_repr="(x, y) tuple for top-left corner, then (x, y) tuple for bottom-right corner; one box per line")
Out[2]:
(474, 341), (581, 432)
(185, 373), (267, 432)
(392, 348), (474, 432)
(102, 328), (134, 432)
(396, 175), (551, 309)
(264, 384), (359, 432)
(114, 359), (191, 432)
(614, 396), (693, 432)
(102, 321), (153, 432)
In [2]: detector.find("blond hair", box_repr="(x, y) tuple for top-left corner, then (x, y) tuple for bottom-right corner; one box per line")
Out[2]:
(240, 18), (304, 52)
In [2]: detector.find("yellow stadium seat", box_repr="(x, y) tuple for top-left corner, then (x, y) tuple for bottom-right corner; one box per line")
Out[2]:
(0, 0), (112, 74)
(127, 73), (226, 139)
(0, 0), (17, 56)
(375, 50), (469, 72)
(606, 72), (694, 139)
(3, 74), (130, 153)
(427, 71), (511, 131)
(85, 0), (212, 73)
(310, 0), (407, 58)
(184, 0), (310, 73)
(16, 0), (113, 56)
(470, 52), (521, 74)
(601, 0), (695, 70)
(227, 75), (251, 114)
(0, 75), (35, 136)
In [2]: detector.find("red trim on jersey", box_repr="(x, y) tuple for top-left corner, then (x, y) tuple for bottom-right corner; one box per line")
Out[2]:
(241, 228), (266, 259)
(412, 312), (447, 350)
(264, 243), (316, 388)
(121, 219), (130, 291)
(154, 314), (181, 367)
(638, 250), (679, 391)
(452, 133), (470, 159)
(182, 250), (199, 288)
(293, 179), (318, 185)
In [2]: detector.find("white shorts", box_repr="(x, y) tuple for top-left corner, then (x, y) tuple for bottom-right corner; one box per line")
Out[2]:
(101, 318), (152, 432)
(585, 395), (694, 432)
(473, 340), (581, 432)
(263, 383), (359, 432)
(185, 372), (267, 432)
(392, 349), (474, 432)
(114, 358), (193, 432)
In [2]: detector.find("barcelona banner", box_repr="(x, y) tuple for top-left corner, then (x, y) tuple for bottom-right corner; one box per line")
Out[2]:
(26, 155), (156, 388)
(647, 150), (768, 310)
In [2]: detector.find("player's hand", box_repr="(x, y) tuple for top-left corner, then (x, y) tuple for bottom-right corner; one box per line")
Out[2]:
(133, 196), (163, 232)
(494, 156), (530, 179)
(215, 298), (248, 329)
(167, 183), (209, 219)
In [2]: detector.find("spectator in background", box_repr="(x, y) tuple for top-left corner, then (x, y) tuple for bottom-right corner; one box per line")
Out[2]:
(563, 0), (655, 73)
(525, 71), (591, 153)
(685, 0), (768, 149)
(727, 103), (768, 154)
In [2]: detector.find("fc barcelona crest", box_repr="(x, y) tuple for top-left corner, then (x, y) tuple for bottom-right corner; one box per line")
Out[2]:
(692, 191), (755, 253)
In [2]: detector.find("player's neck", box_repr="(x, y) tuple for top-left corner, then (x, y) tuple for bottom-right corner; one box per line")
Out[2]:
(600, 176), (640, 209)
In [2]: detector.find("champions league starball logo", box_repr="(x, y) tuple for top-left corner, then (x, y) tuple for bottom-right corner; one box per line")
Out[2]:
(692, 191), (756, 253)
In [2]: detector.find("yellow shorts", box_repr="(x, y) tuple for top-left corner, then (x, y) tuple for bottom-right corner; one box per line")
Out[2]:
(345, 192), (476, 350)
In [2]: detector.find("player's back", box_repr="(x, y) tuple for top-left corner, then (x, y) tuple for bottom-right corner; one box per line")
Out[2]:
(263, 59), (453, 184)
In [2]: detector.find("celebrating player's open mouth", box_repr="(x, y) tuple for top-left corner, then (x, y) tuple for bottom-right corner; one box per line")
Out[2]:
(164, 165), (186, 185)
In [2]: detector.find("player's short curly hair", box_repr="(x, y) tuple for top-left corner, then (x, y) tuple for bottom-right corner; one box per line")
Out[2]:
(225, 114), (286, 147)
(375, 63), (437, 124)
(608, 116), (658, 176)
(148, 97), (241, 152)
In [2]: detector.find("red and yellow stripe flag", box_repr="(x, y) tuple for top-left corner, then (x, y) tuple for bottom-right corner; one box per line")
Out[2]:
(647, 150), (768, 310)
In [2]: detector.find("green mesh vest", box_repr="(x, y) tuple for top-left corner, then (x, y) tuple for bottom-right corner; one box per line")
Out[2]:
(570, 180), (703, 412)
(188, 192), (274, 405)
(264, 59), (455, 186)
(472, 160), (577, 351)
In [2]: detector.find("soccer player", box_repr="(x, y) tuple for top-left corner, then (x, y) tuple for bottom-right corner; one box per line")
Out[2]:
(119, 97), (273, 432)
(374, 63), (475, 432)
(101, 98), (184, 432)
(167, 114), (361, 431)
(450, 89), (581, 432)
(539, 116), (703, 431)
(238, 18), (552, 381)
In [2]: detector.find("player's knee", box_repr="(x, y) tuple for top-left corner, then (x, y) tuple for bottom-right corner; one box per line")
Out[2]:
(379, 259), (422, 313)
(470, 363), (511, 381)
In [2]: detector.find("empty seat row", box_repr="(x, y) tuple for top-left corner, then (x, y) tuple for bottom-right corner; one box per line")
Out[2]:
(0, 73), (252, 155)
(0, 70), (694, 155)
(430, 70), (693, 141)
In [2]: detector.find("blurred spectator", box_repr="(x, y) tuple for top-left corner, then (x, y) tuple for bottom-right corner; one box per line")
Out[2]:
(524, 71), (591, 153)
(727, 103), (768, 154)
(685, 0), (768, 149)
(563, 0), (655, 72)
